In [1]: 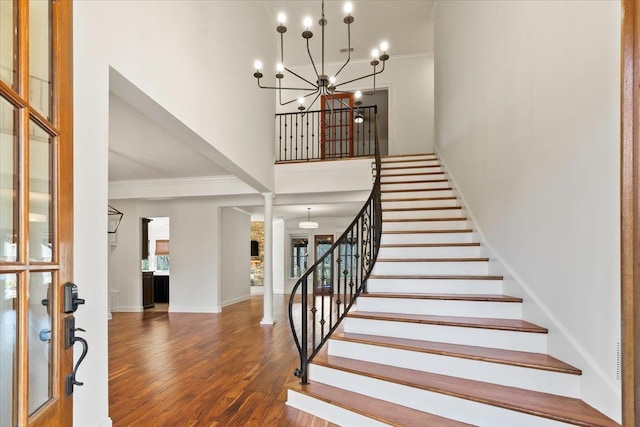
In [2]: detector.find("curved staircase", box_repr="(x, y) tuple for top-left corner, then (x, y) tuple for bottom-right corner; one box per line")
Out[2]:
(286, 153), (620, 427)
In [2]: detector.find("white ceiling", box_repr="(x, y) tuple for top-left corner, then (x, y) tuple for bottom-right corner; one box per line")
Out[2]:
(263, 1), (434, 66)
(108, 1), (434, 217)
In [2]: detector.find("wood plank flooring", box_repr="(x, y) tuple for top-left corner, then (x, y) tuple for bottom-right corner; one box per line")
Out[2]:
(108, 296), (337, 426)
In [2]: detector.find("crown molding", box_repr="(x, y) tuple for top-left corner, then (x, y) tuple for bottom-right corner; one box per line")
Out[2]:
(108, 175), (258, 200)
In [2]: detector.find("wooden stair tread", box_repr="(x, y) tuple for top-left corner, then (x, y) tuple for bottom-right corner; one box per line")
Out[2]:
(381, 164), (442, 170)
(347, 311), (548, 333)
(332, 332), (581, 375)
(382, 196), (457, 202)
(382, 178), (449, 185)
(380, 243), (480, 248)
(379, 171), (446, 178)
(287, 381), (473, 427)
(381, 152), (436, 159)
(380, 157), (438, 165)
(377, 257), (489, 262)
(383, 206), (462, 212)
(369, 274), (503, 280)
(382, 187), (452, 193)
(361, 293), (522, 303)
(383, 217), (467, 222)
(311, 355), (619, 427)
(382, 229), (473, 235)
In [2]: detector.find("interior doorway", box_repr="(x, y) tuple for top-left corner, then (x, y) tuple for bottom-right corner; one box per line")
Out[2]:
(141, 217), (170, 312)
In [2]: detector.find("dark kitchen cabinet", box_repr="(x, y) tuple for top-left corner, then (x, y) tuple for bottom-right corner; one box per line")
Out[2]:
(154, 275), (170, 303)
(142, 271), (154, 309)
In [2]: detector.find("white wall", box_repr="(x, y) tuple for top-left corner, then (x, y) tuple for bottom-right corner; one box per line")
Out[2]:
(74, 2), (276, 425)
(220, 208), (251, 306)
(108, 199), (222, 313)
(275, 158), (373, 195)
(280, 54), (434, 155)
(434, 1), (621, 421)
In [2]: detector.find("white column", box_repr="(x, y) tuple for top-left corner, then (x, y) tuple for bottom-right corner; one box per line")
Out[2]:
(260, 192), (274, 325)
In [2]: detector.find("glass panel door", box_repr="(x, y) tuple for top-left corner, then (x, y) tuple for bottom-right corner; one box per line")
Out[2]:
(0, 0), (73, 425)
(320, 93), (354, 159)
(314, 235), (334, 295)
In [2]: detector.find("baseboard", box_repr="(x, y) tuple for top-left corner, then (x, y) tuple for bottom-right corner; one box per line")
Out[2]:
(436, 148), (622, 423)
(96, 417), (113, 427)
(221, 294), (251, 308)
(115, 306), (142, 313)
(168, 305), (221, 313)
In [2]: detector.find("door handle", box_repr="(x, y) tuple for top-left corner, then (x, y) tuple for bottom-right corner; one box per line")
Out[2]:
(65, 316), (88, 396)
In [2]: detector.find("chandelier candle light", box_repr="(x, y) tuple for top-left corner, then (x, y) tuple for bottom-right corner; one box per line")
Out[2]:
(252, 0), (389, 113)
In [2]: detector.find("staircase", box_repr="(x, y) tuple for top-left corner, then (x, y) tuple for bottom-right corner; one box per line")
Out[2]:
(286, 153), (620, 427)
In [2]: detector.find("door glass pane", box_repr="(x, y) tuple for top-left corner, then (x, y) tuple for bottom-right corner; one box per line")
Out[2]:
(0, 0), (15, 87)
(29, 120), (52, 262)
(28, 271), (53, 414)
(0, 97), (17, 262)
(0, 273), (17, 426)
(315, 236), (333, 293)
(29, 0), (52, 119)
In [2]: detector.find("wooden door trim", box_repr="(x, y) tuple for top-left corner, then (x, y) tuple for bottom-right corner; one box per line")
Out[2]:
(621, 0), (639, 424)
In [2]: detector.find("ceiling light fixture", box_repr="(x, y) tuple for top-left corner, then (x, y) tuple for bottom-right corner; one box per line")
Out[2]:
(299, 208), (319, 229)
(252, 0), (389, 113)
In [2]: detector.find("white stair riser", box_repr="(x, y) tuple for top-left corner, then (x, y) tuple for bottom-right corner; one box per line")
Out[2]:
(309, 365), (573, 427)
(382, 198), (459, 209)
(343, 318), (547, 353)
(356, 297), (521, 319)
(383, 208), (463, 220)
(286, 391), (390, 427)
(378, 245), (480, 258)
(382, 181), (449, 191)
(382, 220), (468, 231)
(380, 160), (440, 168)
(378, 166), (444, 175)
(366, 278), (503, 294)
(382, 155), (437, 162)
(372, 260), (488, 276)
(381, 173), (446, 183)
(327, 340), (580, 398)
(382, 189), (453, 200)
(381, 232), (474, 245)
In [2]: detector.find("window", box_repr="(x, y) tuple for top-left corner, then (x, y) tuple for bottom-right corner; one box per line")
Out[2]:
(156, 255), (170, 271)
(291, 237), (309, 278)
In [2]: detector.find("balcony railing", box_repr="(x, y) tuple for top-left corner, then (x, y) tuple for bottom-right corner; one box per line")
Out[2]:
(288, 115), (382, 384)
(276, 105), (378, 162)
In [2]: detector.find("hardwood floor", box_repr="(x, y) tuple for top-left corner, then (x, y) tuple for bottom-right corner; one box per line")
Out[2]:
(108, 296), (337, 426)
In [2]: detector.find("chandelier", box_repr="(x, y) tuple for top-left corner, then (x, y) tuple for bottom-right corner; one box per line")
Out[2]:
(299, 208), (319, 229)
(252, 0), (389, 113)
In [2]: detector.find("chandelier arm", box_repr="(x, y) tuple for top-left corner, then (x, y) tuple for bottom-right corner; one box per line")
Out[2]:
(328, 93), (353, 111)
(306, 38), (320, 80)
(280, 32), (285, 64)
(333, 22), (352, 79)
(333, 61), (386, 89)
(305, 90), (323, 112)
(284, 67), (318, 89)
(279, 89), (320, 107)
(257, 78), (315, 91)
